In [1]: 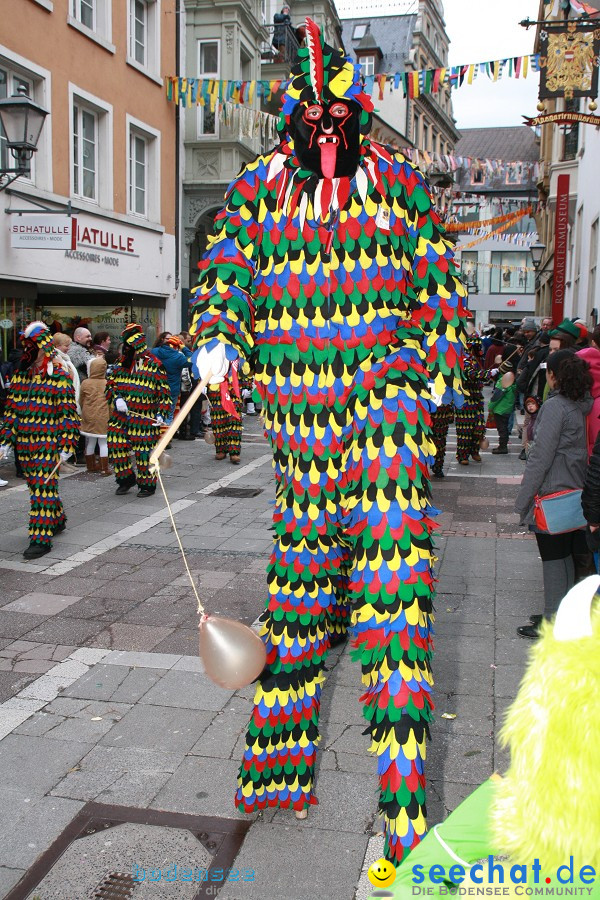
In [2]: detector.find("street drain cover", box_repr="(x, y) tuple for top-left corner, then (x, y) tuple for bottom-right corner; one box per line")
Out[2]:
(212, 487), (263, 498)
(5, 804), (250, 900)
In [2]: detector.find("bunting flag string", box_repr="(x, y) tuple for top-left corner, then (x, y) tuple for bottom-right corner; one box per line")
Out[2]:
(445, 206), (533, 232)
(457, 259), (536, 272)
(165, 51), (541, 111)
(457, 211), (537, 250)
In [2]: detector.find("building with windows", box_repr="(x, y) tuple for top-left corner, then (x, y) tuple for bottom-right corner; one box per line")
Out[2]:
(0, 0), (177, 351)
(341, 0), (459, 152)
(451, 126), (539, 327)
(532, 1), (600, 326)
(180, 0), (340, 320)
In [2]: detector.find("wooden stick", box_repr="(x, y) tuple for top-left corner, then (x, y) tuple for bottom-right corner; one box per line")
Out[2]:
(149, 371), (213, 468)
(43, 459), (61, 485)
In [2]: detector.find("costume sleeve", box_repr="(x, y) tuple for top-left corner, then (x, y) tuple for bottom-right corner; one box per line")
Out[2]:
(0, 375), (21, 444)
(402, 166), (468, 406)
(54, 370), (80, 452)
(189, 164), (262, 360)
(153, 364), (172, 420)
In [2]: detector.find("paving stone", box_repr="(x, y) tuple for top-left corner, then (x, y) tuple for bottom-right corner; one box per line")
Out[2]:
(100, 704), (214, 753)
(326, 724), (371, 757)
(91, 623), (175, 652)
(101, 650), (181, 669)
(217, 823), (369, 900)
(119, 596), (198, 628)
(42, 574), (110, 596)
(320, 684), (364, 726)
(0, 796), (84, 870)
(150, 628), (200, 655)
(189, 710), (249, 759)
(494, 663), (527, 699)
(0, 734), (93, 797)
(0, 866), (25, 897)
(272, 768), (378, 835)
(317, 748), (376, 776)
(84, 579), (161, 601)
(139, 670), (233, 712)
(57, 595), (140, 621)
(61, 664), (131, 700)
(0, 671), (37, 702)
(0, 611), (47, 640)
(51, 745), (184, 803)
(427, 733), (494, 785)
(151, 756), (246, 819)
(3, 593), (82, 617)
(20, 617), (108, 646)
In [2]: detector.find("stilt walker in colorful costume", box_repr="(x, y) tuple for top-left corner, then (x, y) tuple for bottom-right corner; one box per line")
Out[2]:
(0, 322), (79, 559)
(390, 576), (600, 896)
(454, 334), (485, 466)
(106, 323), (171, 498)
(190, 20), (467, 865)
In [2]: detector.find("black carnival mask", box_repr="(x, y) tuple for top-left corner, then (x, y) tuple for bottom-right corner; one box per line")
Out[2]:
(288, 98), (362, 179)
(20, 338), (38, 370)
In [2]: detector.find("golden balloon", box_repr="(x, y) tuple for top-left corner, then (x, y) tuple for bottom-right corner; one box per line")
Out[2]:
(501, 371), (515, 388)
(198, 615), (267, 690)
(480, 436), (489, 451)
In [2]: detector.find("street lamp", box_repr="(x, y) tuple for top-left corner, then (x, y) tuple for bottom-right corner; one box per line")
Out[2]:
(529, 242), (546, 270)
(0, 85), (48, 191)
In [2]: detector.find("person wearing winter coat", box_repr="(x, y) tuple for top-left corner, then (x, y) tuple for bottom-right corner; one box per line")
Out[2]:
(151, 335), (191, 424)
(576, 324), (600, 457)
(79, 357), (110, 474)
(52, 333), (81, 413)
(514, 350), (594, 637)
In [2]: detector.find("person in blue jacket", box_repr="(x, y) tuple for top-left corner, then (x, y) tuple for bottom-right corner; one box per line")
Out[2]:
(151, 335), (191, 424)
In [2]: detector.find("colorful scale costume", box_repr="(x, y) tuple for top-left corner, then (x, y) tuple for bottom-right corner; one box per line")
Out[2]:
(430, 404), (454, 476)
(0, 322), (79, 548)
(190, 21), (467, 865)
(208, 372), (243, 460)
(106, 324), (171, 492)
(454, 336), (485, 463)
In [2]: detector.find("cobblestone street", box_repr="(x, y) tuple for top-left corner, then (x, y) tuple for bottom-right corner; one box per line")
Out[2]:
(0, 416), (540, 900)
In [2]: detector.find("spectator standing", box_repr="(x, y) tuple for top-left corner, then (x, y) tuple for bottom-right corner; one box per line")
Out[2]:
(92, 331), (111, 357)
(273, 5), (292, 60)
(152, 334), (192, 426)
(80, 356), (111, 474)
(539, 316), (553, 333)
(0, 322), (79, 558)
(68, 326), (94, 381)
(52, 333), (81, 413)
(577, 324), (600, 457)
(514, 351), (594, 637)
(483, 327), (505, 370)
(515, 318), (541, 376)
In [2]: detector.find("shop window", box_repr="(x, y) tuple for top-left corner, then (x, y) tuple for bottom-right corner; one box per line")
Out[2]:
(127, 0), (159, 78)
(197, 40), (220, 137)
(490, 252), (534, 294)
(0, 67), (34, 182)
(127, 116), (160, 221)
(70, 86), (113, 208)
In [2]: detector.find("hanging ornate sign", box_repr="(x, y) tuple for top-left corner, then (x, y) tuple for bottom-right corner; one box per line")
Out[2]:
(524, 110), (600, 125)
(538, 20), (600, 100)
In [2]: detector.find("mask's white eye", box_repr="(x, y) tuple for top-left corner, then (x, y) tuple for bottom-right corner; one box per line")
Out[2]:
(330, 103), (349, 118)
(303, 105), (323, 120)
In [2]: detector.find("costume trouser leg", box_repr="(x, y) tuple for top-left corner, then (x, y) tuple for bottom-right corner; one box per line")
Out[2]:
(455, 398), (483, 461)
(236, 349), (435, 865)
(108, 414), (134, 485)
(209, 387), (243, 457)
(19, 445), (65, 545)
(430, 404), (453, 473)
(132, 427), (160, 489)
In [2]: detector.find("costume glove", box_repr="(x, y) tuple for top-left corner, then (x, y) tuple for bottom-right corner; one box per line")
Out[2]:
(115, 398), (128, 414)
(191, 342), (235, 384)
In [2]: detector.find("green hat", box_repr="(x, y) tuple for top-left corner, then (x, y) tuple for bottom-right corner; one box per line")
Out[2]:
(549, 318), (579, 340)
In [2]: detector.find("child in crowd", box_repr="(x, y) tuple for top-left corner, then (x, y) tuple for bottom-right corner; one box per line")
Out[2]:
(79, 356), (110, 475)
(523, 395), (541, 457)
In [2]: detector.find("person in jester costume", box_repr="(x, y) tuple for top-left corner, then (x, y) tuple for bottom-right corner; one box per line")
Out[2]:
(106, 323), (171, 498)
(0, 321), (79, 559)
(190, 19), (467, 865)
(454, 333), (486, 466)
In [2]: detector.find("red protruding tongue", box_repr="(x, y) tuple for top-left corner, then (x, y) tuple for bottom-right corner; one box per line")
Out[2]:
(320, 142), (337, 179)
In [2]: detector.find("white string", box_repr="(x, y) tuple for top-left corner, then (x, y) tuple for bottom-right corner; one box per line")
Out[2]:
(156, 465), (205, 615)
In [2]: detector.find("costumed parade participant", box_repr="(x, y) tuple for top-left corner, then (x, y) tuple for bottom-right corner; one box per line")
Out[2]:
(207, 359), (244, 464)
(0, 322), (79, 559)
(389, 576), (600, 897)
(430, 403), (453, 478)
(106, 323), (171, 498)
(454, 333), (485, 467)
(190, 19), (467, 865)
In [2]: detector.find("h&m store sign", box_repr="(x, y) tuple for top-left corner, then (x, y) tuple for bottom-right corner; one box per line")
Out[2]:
(10, 215), (137, 259)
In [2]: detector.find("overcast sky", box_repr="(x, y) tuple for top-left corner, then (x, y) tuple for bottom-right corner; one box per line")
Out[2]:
(444, 0), (541, 129)
(337, 0), (542, 129)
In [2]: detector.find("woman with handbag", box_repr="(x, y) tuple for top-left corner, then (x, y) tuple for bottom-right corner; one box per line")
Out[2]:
(514, 350), (593, 638)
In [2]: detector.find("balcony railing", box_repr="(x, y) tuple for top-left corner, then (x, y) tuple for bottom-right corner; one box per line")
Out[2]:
(262, 23), (300, 66)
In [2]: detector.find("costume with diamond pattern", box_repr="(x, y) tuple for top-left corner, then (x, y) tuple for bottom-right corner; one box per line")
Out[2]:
(190, 23), (467, 866)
